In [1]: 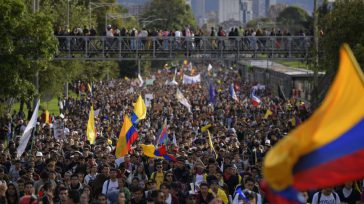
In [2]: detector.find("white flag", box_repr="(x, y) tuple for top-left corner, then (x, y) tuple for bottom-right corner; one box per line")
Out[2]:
(17, 100), (40, 158)
(138, 74), (144, 87)
(172, 133), (177, 146)
(176, 89), (191, 112)
(94, 109), (101, 118)
(173, 68), (177, 81)
(188, 62), (193, 71)
(207, 64), (212, 72)
(183, 74), (201, 84)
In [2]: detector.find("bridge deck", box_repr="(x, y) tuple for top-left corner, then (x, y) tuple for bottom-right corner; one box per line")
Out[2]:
(54, 36), (313, 61)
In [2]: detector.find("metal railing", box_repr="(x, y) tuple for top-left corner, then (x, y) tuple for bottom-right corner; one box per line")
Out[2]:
(54, 36), (313, 61)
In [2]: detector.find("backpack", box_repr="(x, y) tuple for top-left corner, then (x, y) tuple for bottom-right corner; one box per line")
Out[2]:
(317, 192), (337, 203)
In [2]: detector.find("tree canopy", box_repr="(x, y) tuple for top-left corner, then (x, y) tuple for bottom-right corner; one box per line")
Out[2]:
(277, 6), (312, 33)
(0, 0), (57, 101)
(320, 0), (364, 72)
(141, 0), (196, 30)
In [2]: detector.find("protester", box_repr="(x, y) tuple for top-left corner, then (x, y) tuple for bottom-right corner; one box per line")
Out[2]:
(2, 59), (358, 204)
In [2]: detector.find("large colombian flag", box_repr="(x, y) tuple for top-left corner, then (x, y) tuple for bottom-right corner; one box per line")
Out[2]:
(262, 44), (364, 203)
(115, 115), (138, 158)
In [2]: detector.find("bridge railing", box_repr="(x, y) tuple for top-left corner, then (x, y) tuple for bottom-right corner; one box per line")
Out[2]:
(55, 36), (313, 60)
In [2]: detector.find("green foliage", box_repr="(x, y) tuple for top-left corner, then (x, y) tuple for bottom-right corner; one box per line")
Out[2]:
(246, 18), (273, 29)
(320, 0), (364, 72)
(141, 0), (197, 30)
(0, 0), (57, 103)
(277, 6), (312, 33)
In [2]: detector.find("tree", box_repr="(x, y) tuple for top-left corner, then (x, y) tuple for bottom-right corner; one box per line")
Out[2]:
(268, 4), (288, 21)
(0, 0), (57, 115)
(320, 0), (364, 72)
(141, 0), (197, 30)
(246, 18), (273, 29)
(277, 6), (311, 33)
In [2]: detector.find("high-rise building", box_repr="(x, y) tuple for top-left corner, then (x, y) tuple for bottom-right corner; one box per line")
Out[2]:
(251, 0), (276, 18)
(241, 0), (253, 24)
(218, 0), (240, 23)
(192, 0), (206, 26)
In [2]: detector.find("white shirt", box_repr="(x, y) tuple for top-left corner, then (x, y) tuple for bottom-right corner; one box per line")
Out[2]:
(165, 193), (172, 204)
(232, 191), (262, 204)
(312, 192), (340, 204)
(84, 173), (98, 184)
(175, 31), (181, 38)
(102, 179), (119, 195)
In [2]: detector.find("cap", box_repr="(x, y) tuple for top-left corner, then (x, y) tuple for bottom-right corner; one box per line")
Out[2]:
(36, 152), (43, 157)
(265, 139), (271, 146)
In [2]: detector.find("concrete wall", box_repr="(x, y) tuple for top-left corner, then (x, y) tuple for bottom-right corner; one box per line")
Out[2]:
(238, 63), (314, 100)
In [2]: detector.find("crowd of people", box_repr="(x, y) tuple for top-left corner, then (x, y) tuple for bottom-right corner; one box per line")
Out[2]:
(0, 62), (363, 204)
(55, 25), (310, 52)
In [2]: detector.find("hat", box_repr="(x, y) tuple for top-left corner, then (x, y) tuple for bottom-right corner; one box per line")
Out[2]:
(265, 139), (271, 146)
(36, 152), (43, 157)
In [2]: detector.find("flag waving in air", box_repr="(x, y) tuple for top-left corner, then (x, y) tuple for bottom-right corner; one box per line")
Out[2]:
(140, 144), (176, 162)
(262, 44), (364, 203)
(229, 83), (239, 102)
(176, 88), (191, 112)
(131, 95), (147, 125)
(157, 119), (168, 145)
(86, 105), (96, 144)
(251, 89), (261, 107)
(209, 82), (216, 104)
(115, 116), (138, 158)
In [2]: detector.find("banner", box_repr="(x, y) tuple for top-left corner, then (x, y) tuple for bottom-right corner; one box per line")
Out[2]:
(17, 100), (40, 158)
(145, 94), (154, 108)
(183, 74), (201, 84)
(53, 119), (65, 140)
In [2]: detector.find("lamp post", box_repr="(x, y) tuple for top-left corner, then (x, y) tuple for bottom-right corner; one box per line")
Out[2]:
(67, 0), (70, 29)
(89, 2), (122, 29)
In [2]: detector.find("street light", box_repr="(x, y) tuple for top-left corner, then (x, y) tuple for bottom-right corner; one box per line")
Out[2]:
(67, 0), (70, 30)
(89, 1), (123, 28)
(140, 18), (167, 28)
(105, 13), (133, 27)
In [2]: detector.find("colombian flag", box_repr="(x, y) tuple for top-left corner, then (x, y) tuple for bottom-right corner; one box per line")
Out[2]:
(140, 144), (176, 162)
(115, 116), (138, 158)
(131, 95), (147, 125)
(262, 44), (364, 203)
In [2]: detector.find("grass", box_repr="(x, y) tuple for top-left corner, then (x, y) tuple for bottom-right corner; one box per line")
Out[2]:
(275, 60), (309, 69)
(11, 90), (80, 117)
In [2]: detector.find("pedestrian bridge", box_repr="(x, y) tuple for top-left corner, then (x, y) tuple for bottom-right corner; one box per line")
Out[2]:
(54, 36), (313, 61)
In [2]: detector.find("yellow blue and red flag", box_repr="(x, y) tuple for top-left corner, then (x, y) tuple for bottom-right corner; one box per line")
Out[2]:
(131, 95), (147, 125)
(262, 44), (364, 203)
(115, 115), (138, 158)
(140, 144), (176, 162)
(157, 119), (168, 145)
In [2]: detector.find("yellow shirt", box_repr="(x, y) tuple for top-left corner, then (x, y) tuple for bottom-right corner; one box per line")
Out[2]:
(151, 172), (164, 189)
(209, 188), (228, 204)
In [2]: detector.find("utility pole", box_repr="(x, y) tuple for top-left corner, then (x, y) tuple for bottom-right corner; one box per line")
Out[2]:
(33, 0), (40, 109)
(313, 0), (319, 88)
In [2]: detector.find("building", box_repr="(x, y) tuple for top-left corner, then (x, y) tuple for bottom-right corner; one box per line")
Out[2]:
(241, 0), (253, 24)
(252, 0), (276, 19)
(218, 0), (240, 23)
(192, 0), (206, 27)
